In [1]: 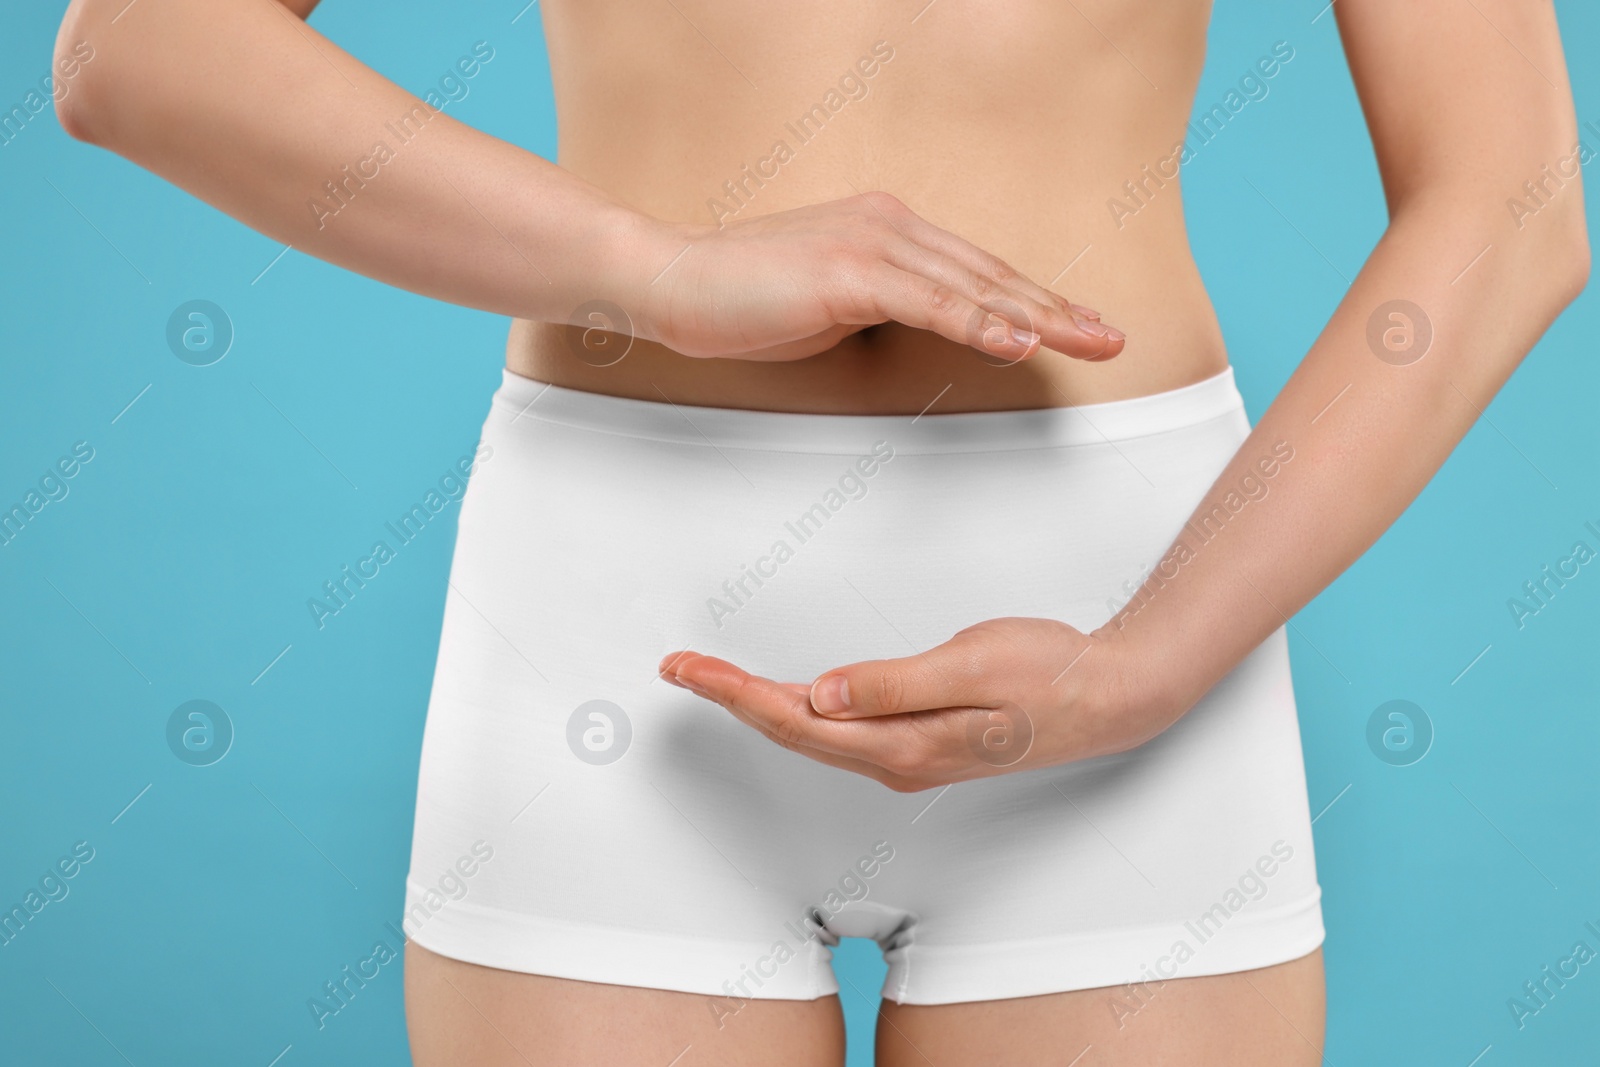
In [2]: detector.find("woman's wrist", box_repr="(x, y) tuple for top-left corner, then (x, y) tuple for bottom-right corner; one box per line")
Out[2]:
(595, 213), (713, 349)
(536, 200), (676, 331)
(1076, 623), (1192, 757)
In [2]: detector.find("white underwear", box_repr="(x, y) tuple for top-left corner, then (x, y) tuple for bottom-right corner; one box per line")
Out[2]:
(403, 365), (1324, 1005)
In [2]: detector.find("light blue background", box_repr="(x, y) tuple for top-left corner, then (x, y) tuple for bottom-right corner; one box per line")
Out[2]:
(2, 2), (1596, 1064)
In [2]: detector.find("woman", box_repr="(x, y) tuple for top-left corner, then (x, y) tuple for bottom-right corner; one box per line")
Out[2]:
(54, 0), (1587, 1063)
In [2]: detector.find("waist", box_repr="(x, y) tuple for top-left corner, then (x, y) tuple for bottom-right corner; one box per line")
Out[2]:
(490, 362), (1245, 454)
(451, 362), (1254, 666)
(507, 247), (1230, 415)
(529, 0), (1229, 412)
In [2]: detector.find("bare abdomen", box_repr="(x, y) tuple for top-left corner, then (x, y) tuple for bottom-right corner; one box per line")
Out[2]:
(511, 0), (1228, 413)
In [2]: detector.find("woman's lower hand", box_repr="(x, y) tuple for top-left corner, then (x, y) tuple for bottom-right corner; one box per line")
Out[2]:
(657, 617), (1169, 792)
(621, 192), (1123, 363)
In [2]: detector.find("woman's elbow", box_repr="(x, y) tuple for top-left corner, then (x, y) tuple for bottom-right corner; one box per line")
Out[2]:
(1514, 171), (1592, 312)
(1546, 200), (1591, 311)
(53, 73), (99, 145)
(52, 5), (107, 144)
(1561, 214), (1591, 307)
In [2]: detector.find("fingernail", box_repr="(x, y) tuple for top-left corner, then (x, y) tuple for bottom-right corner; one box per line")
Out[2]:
(1010, 327), (1040, 350)
(1105, 327), (1125, 342)
(1078, 320), (1110, 338)
(1071, 304), (1101, 320)
(810, 675), (850, 715)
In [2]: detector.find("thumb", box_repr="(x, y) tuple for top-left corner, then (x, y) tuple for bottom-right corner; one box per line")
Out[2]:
(808, 638), (990, 719)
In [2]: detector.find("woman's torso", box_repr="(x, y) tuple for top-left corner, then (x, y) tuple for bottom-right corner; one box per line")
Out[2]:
(510, 0), (1227, 414)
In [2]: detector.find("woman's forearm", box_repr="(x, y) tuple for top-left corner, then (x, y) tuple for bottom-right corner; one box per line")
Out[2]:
(54, 0), (660, 322)
(52, 0), (1120, 363)
(1096, 183), (1589, 729)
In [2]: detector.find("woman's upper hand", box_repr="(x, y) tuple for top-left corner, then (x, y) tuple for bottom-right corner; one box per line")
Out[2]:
(623, 192), (1124, 363)
(657, 616), (1169, 792)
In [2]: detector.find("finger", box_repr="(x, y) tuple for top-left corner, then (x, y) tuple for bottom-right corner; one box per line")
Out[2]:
(859, 202), (1123, 361)
(663, 654), (909, 782)
(877, 241), (1122, 363)
(877, 241), (1094, 358)
(667, 653), (862, 753)
(893, 214), (1093, 323)
(658, 649), (700, 681)
(851, 257), (1122, 365)
(806, 636), (996, 719)
(669, 652), (940, 768)
(708, 671), (984, 788)
(722, 699), (910, 784)
(836, 263), (1038, 361)
(670, 653), (1016, 787)
(849, 192), (1070, 313)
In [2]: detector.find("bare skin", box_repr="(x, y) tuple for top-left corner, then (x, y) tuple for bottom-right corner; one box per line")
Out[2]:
(54, 0), (1586, 1062)
(876, 947), (1326, 1067)
(404, 942), (848, 1067)
(515, 0), (1221, 412)
(405, 941), (1324, 1067)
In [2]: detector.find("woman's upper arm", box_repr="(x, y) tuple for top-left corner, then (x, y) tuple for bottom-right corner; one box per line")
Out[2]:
(54, 0), (326, 144)
(1335, 0), (1580, 211)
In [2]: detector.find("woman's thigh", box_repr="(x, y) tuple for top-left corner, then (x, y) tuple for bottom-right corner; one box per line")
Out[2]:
(877, 948), (1325, 1067)
(405, 941), (846, 1067)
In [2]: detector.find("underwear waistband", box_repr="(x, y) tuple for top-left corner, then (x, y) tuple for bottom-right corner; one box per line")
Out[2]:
(490, 364), (1245, 455)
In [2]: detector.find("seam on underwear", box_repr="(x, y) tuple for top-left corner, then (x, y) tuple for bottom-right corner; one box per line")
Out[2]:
(892, 913), (916, 1002)
(812, 932), (829, 998)
(894, 886), (1323, 961)
(488, 395), (1246, 457)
